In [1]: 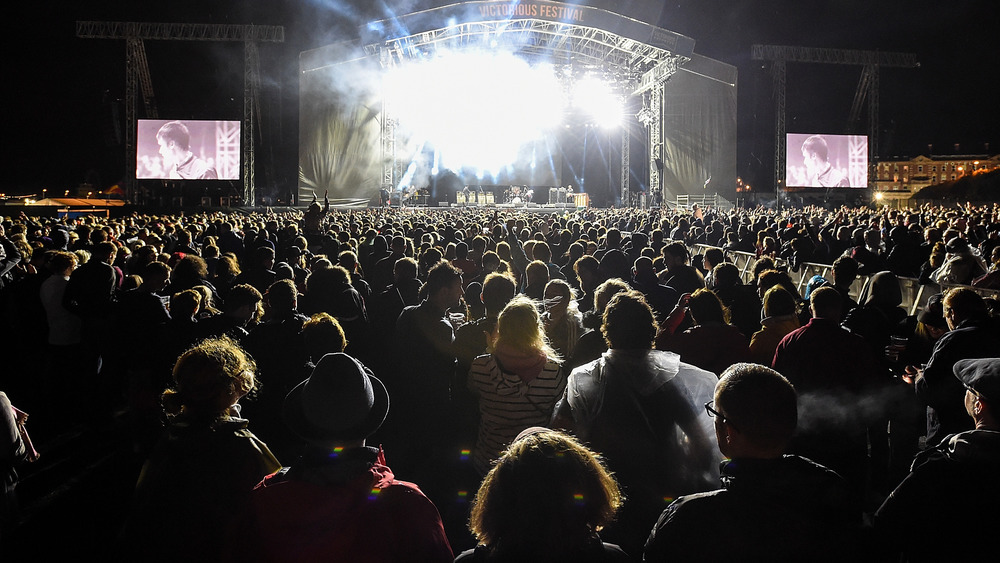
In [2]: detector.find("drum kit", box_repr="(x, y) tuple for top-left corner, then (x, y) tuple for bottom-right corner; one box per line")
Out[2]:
(505, 185), (533, 206)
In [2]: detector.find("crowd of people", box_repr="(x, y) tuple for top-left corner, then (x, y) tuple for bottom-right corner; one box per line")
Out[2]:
(2, 197), (1000, 560)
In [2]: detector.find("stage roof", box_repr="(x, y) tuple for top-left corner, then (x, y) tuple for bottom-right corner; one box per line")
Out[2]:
(299, 1), (737, 92)
(26, 198), (127, 207)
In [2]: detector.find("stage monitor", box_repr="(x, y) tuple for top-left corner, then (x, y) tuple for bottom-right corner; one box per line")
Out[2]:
(786, 133), (868, 188)
(137, 120), (241, 180)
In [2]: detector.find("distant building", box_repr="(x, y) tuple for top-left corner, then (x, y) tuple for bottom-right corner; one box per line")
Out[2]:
(874, 154), (1000, 203)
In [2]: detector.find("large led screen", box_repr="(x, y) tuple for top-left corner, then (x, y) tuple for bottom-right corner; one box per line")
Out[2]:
(137, 119), (241, 180)
(786, 134), (868, 188)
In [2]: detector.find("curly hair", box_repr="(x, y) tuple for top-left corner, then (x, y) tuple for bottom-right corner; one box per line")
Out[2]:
(602, 290), (658, 349)
(162, 336), (257, 418)
(469, 429), (622, 556)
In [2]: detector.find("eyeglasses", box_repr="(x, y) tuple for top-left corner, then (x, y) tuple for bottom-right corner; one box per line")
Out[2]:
(705, 400), (738, 432)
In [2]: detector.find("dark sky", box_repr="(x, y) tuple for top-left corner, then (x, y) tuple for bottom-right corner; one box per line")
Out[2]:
(3, 0), (995, 193)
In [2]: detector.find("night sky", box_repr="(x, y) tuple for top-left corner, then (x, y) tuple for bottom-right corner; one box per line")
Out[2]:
(3, 0), (995, 194)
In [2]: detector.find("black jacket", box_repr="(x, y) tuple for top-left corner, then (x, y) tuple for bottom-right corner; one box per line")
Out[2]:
(646, 455), (860, 562)
(876, 429), (1000, 562)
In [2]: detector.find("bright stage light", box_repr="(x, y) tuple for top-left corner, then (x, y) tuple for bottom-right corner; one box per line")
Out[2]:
(384, 50), (565, 174)
(573, 76), (623, 128)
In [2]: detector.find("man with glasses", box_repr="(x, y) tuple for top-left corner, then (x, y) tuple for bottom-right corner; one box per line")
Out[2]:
(645, 363), (860, 562)
(876, 357), (1000, 562)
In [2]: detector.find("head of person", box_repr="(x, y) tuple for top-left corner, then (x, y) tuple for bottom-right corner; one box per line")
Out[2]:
(712, 262), (741, 289)
(605, 228), (622, 248)
(943, 287), (988, 330)
(481, 251), (502, 274)
(47, 250), (78, 277)
(141, 261), (171, 293)
(253, 245), (276, 270)
(481, 272), (516, 317)
(424, 261), (464, 310)
(865, 271), (902, 309)
(763, 285), (797, 319)
(301, 312), (348, 361)
(801, 134), (830, 173)
(226, 284), (263, 323)
(532, 241), (552, 263)
(217, 254), (241, 278)
(94, 241), (117, 264)
(468, 428), (622, 556)
(265, 279), (298, 314)
(455, 241), (470, 260)
(703, 248), (725, 271)
(593, 277), (630, 312)
(162, 336), (257, 419)
(602, 290), (658, 350)
(173, 254), (209, 282)
(864, 229), (881, 250)
(757, 269), (797, 300)
(573, 255), (600, 290)
(917, 293), (948, 341)
(170, 289), (202, 321)
(752, 256), (775, 281)
(832, 255), (859, 287)
(393, 256), (418, 283)
(809, 286), (843, 321)
(543, 279), (575, 323)
(945, 236), (972, 256)
(282, 352), (388, 448)
(633, 255), (656, 278)
(954, 358), (1000, 431)
(156, 120), (192, 168)
(495, 295), (557, 359)
(192, 285), (220, 315)
(662, 241), (689, 269)
(688, 288), (729, 325)
(525, 260), (549, 288)
(712, 363), (798, 459)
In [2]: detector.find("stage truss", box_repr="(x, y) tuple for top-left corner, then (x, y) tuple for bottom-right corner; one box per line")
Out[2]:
(361, 15), (689, 206)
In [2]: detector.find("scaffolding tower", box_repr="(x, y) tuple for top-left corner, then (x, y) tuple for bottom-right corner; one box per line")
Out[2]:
(751, 44), (918, 205)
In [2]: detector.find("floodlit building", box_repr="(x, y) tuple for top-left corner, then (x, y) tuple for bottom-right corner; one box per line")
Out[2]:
(874, 153), (1000, 204)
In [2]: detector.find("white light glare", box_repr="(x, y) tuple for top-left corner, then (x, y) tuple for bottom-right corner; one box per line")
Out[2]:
(573, 76), (623, 128)
(384, 50), (564, 173)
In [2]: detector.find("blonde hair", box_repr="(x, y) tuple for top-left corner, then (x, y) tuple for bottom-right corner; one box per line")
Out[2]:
(494, 295), (559, 360)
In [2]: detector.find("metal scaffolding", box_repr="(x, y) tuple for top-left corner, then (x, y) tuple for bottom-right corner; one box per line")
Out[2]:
(620, 121), (630, 207)
(76, 21), (284, 205)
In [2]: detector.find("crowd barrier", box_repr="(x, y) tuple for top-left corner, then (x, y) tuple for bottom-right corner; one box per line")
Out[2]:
(688, 244), (1000, 316)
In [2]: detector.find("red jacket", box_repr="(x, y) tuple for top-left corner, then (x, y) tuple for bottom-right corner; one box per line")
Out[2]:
(231, 447), (453, 563)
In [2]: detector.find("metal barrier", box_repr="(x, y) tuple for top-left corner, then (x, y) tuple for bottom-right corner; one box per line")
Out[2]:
(685, 243), (1000, 313)
(675, 194), (733, 211)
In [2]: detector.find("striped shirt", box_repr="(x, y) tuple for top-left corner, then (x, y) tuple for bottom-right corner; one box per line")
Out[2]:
(468, 354), (565, 474)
